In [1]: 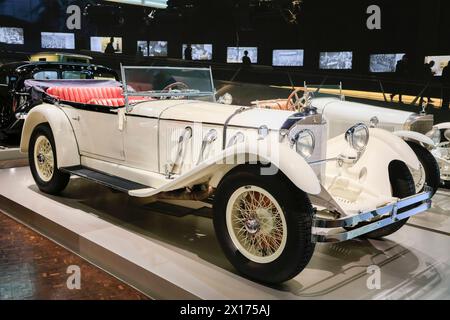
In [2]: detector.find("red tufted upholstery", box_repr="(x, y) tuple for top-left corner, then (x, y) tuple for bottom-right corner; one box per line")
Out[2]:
(47, 87), (124, 105)
(87, 98), (125, 107)
(46, 87), (155, 107)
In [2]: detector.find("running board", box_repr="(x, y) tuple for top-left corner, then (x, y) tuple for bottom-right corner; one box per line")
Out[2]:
(60, 166), (154, 194)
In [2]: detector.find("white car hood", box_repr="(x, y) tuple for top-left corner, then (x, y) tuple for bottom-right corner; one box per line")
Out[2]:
(312, 97), (415, 125)
(130, 100), (296, 130)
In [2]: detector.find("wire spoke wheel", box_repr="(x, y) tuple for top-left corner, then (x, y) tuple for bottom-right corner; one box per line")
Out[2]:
(226, 186), (287, 264)
(34, 135), (55, 182)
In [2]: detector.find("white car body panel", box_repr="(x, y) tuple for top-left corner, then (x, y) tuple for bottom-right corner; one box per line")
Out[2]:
(435, 122), (450, 130)
(312, 98), (414, 138)
(393, 130), (435, 147)
(20, 104), (80, 168)
(323, 128), (420, 214)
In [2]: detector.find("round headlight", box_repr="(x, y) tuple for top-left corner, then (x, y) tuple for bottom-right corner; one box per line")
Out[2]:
(345, 123), (369, 152)
(295, 129), (315, 159)
(426, 128), (441, 145)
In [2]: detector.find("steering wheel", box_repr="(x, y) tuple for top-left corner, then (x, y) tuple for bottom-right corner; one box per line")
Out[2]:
(160, 82), (190, 100)
(286, 88), (308, 111)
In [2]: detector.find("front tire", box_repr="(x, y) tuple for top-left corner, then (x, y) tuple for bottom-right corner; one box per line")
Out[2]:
(29, 124), (70, 194)
(364, 160), (416, 239)
(213, 166), (315, 284)
(406, 141), (440, 197)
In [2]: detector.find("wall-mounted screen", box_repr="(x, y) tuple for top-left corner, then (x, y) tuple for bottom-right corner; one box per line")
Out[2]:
(137, 41), (149, 56)
(369, 54), (404, 73)
(182, 44), (213, 60)
(0, 27), (24, 45)
(227, 47), (258, 64)
(137, 41), (168, 57)
(90, 37), (122, 53)
(149, 41), (168, 57)
(319, 51), (353, 70)
(41, 32), (75, 49)
(425, 55), (450, 76)
(273, 49), (304, 67)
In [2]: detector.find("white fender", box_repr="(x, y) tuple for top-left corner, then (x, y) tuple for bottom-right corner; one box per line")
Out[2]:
(435, 122), (450, 130)
(20, 104), (80, 168)
(393, 130), (435, 147)
(129, 140), (322, 198)
(326, 128), (420, 198)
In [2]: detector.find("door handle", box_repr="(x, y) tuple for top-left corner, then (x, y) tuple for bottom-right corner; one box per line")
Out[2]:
(72, 116), (80, 121)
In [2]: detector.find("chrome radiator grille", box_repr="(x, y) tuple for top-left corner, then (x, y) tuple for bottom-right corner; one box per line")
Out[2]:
(406, 115), (434, 135)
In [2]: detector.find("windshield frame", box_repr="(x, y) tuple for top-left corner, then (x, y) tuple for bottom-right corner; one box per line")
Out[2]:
(120, 65), (216, 112)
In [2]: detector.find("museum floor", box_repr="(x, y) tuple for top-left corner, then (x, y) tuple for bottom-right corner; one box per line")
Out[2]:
(0, 159), (449, 300)
(0, 211), (149, 300)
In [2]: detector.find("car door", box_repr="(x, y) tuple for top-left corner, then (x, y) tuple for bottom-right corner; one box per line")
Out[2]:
(63, 107), (126, 162)
(123, 107), (159, 173)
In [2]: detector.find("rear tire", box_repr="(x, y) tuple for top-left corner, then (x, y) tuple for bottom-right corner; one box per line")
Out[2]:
(29, 124), (70, 195)
(406, 141), (440, 197)
(213, 166), (315, 284)
(363, 160), (416, 239)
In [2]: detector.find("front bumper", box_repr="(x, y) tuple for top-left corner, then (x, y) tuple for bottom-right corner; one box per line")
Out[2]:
(312, 187), (432, 243)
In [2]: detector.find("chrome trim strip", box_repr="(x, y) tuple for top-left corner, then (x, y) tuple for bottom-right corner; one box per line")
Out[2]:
(197, 129), (218, 165)
(167, 127), (192, 179)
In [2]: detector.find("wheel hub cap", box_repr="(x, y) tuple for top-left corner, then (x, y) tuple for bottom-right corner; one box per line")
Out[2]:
(244, 218), (260, 234)
(37, 153), (45, 164)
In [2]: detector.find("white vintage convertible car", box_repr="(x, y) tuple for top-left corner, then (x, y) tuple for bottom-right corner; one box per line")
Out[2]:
(251, 86), (444, 195)
(20, 67), (432, 284)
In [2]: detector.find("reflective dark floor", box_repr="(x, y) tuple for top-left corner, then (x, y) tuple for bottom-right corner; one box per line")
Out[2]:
(0, 211), (149, 300)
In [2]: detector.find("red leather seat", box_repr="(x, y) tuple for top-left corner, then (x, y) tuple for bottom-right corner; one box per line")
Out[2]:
(46, 87), (155, 107)
(87, 98), (126, 107)
(47, 87), (124, 105)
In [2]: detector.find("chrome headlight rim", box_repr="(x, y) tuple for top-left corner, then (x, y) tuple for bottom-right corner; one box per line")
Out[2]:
(293, 129), (316, 159)
(345, 123), (369, 152)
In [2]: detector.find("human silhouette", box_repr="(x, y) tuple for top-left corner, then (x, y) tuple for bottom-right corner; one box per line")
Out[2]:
(442, 61), (450, 110)
(104, 37), (116, 54)
(390, 55), (408, 103)
(420, 60), (435, 105)
(242, 50), (251, 65)
(184, 44), (193, 61)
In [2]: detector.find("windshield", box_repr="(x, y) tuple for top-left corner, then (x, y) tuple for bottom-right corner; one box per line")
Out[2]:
(121, 66), (216, 104)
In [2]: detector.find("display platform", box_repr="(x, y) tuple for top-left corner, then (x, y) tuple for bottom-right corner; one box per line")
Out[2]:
(0, 145), (28, 169)
(0, 166), (449, 300)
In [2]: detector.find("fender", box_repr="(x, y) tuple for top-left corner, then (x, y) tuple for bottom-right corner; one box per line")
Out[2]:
(20, 104), (80, 168)
(393, 130), (435, 147)
(129, 140), (322, 197)
(326, 128), (420, 198)
(435, 122), (450, 130)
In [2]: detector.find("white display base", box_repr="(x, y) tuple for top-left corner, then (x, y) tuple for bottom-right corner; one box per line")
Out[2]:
(0, 167), (449, 300)
(0, 146), (27, 161)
